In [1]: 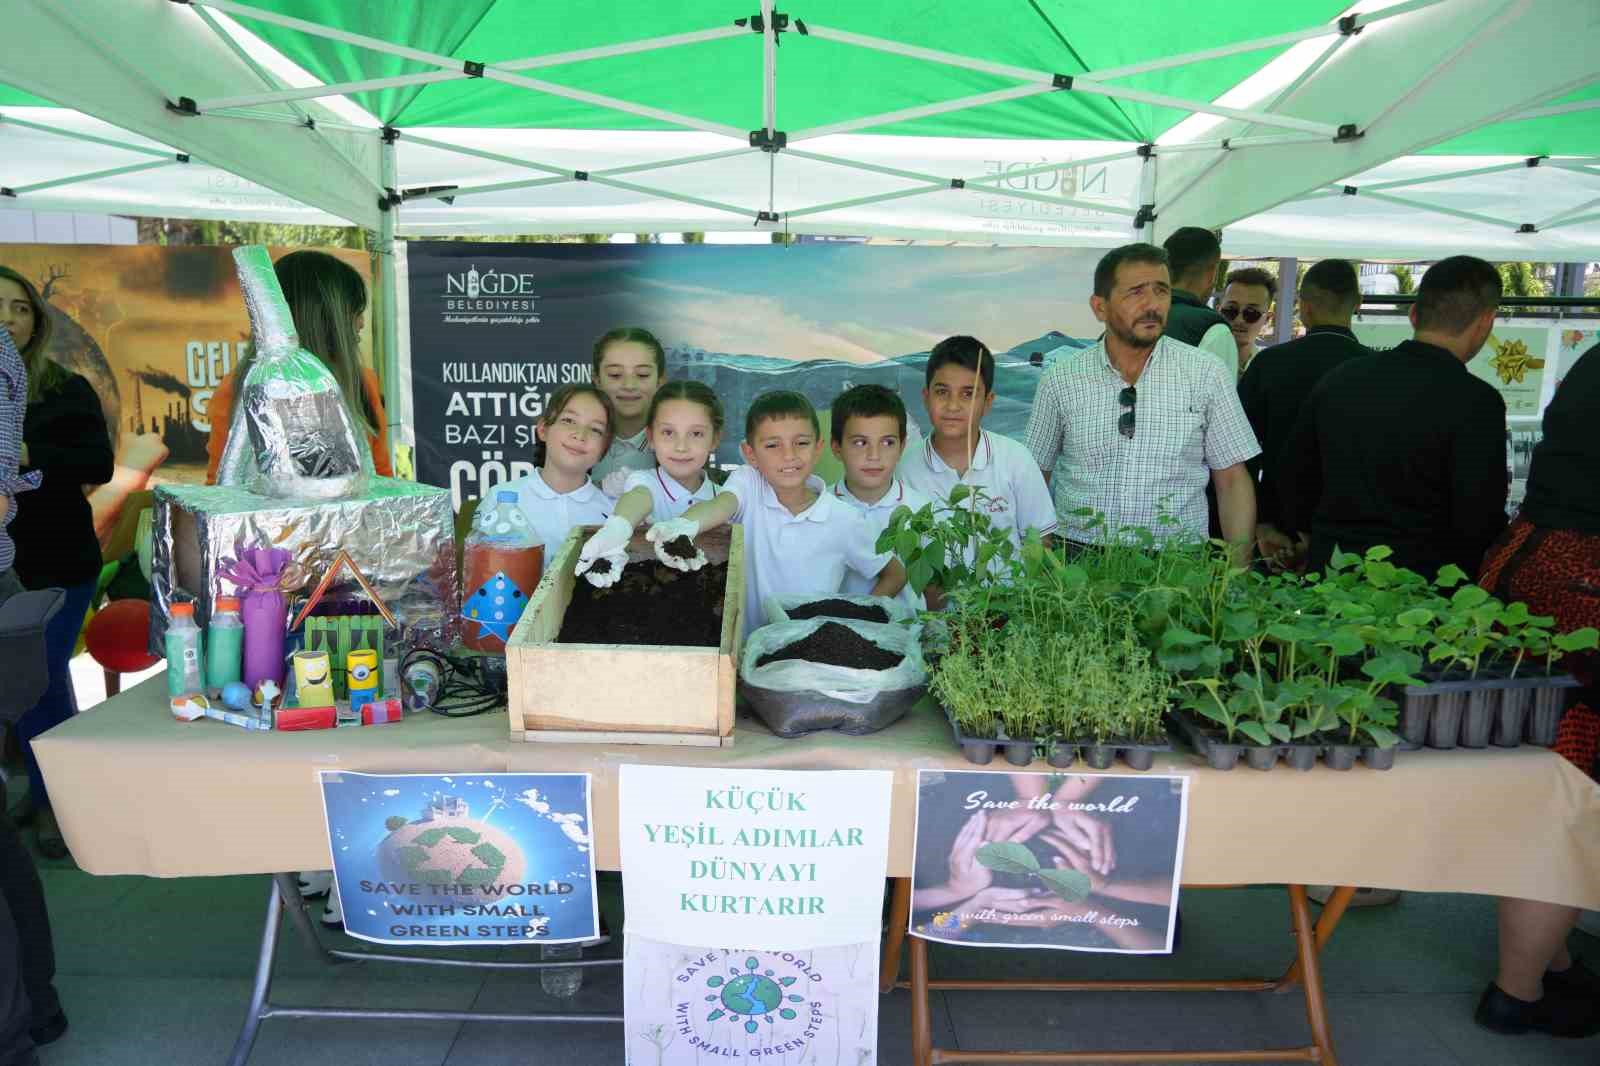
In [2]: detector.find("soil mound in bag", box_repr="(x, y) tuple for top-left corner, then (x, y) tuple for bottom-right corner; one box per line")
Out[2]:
(764, 592), (918, 628)
(740, 618), (926, 738)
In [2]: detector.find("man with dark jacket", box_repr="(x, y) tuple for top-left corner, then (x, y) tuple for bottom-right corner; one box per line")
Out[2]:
(1161, 227), (1236, 375)
(1281, 256), (1508, 580)
(1238, 259), (1371, 567)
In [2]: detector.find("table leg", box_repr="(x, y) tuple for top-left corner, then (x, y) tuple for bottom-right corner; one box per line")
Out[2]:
(272, 872), (340, 967)
(226, 876), (283, 1066)
(909, 935), (934, 1066)
(1275, 885), (1355, 991)
(881, 877), (911, 994)
(1287, 885), (1339, 1066)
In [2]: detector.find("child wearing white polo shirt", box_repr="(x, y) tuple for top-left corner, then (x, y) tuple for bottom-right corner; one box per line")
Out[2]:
(574, 380), (725, 585)
(828, 384), (930, 610)
(644, 390), (907, 629)
(497, 383), (616, 555)
(897, 335), (1057, 553)
(589, 327), (665, 494)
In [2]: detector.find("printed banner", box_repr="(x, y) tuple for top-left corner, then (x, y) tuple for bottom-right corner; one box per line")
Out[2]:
(624, 935), (880, 1066)
(618, 765), (893, 950)
(0, 243), (371, 546)
(404, 242), (1104, 509)
(318, 770), (599, 947)
(910, 769), (1188, 954)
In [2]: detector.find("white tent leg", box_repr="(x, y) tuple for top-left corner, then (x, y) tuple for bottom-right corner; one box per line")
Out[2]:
(378, 134), (400, 471)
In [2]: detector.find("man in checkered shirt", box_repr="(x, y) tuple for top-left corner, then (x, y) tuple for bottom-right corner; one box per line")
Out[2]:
(1023, 243), (1259, 562)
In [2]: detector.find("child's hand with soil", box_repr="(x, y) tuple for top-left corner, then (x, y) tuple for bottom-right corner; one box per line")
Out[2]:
(645, 517), (707, 572)
(577, 515), (632, 587)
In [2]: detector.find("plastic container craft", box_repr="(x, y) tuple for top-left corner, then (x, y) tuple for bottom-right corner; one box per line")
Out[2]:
(205, 596), (244, 696)
(461, 490), (544, 655)
(164, 603), (205, 699)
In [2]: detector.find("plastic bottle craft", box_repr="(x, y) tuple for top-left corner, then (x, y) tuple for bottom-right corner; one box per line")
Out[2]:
(460, 490), (544, 654)
(214, 245), (371, 499)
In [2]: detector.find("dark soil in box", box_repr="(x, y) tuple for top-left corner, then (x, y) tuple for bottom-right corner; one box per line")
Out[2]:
(784, 598), (890, 624)
(755, 621), (903, 670)
(557, 560), (726, 647)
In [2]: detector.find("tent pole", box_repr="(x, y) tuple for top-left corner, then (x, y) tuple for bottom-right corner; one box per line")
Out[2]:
(1536, 193), (1600, 231)
(190, 0), (745, 140)
(189, 25), (746, 112)
(1543, 210), (1600, 232)
(761, 0), (776, 216)
(1138, 149), (1158, 241)
(1074, 82), (1339, 137)
(789, 84), (1055, 142)
(406, 147), (755, 203)
(1360, 160), (1546, 192)
(199, 108), (375, 134)
(1343, 186), (1521, 230)
(6, 158), (180, 196)
(0, 113), (171, 157)
(1508, 98), (1600, 123)
(378, 134), (401, 474)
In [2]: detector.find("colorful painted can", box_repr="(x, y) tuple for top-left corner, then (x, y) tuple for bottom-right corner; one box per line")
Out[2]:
(346, 648), (381, 710)
(361, 698), (404, 725)
(293, 650), (335, 708)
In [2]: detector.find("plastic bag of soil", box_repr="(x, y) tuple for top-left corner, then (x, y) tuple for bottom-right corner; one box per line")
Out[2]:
(763, 593), (918, 628)
(738, 618), (927, 738)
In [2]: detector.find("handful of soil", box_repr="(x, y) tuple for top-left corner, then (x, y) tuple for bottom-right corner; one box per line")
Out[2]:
(756, 621), (904, 671)
(558, 560), (727, 647)
(660, 535), (699, 561)
(587, 557), (613, 575)
(785, 598), (890, 624)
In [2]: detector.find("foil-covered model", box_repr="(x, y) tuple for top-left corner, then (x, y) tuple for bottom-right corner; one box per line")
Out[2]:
(215, 245), (370, 499)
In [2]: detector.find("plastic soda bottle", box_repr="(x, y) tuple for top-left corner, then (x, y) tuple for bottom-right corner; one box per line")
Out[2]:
(165, 602), (206, 699)
(206, 596), (245, 696)
(460, 490), (544, 654)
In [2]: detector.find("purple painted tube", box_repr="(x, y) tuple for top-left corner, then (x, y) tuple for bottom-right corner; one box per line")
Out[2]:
(220, 546), (292, 691)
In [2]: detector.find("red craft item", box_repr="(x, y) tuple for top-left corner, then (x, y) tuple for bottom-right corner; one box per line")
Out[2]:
(85, 599), (162, 674)
(274, 704), (336, 731)
(361, 698), (403, 725)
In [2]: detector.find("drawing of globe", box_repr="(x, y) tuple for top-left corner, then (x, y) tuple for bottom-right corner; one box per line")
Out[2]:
(376, 815), (527, 901)
(720, 973), (783, 1018)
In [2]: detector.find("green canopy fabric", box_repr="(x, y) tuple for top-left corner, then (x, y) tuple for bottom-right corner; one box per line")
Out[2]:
(1426, 84), (1600, 157)
(242, 0), (1349, 140)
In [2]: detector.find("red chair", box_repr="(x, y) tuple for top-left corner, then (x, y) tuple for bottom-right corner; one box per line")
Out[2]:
(84, 599), (161, 698)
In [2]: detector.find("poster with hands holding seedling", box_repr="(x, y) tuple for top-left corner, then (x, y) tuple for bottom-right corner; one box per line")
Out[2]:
(910, 770), (1189, 953)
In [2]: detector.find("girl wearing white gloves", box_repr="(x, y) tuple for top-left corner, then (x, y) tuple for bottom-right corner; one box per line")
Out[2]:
(576, 381), (724, 586)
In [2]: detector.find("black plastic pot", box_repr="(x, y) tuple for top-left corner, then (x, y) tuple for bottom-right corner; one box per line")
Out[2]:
(1427, 690), (1467, 749)
(1323, 744), (1359, 771)
(1205, 742), (1242, 770)
(1084, 744), (1116, 770)
(1360, 744), (1397, 770)
(1244, 744), (1279, 771)
(959, 739), (995, 765)
(1400, 691), (1434, 747)
(1003, 739), (1034, 766)
(1122, 746), (1157, 771)
(1459, 688), (1497, 748)
(1526, 686), (1569, 747)
(1046, 743), (1077, 768)
(1495, 687), (1532, 747)
(1283, 744), (1319, 772)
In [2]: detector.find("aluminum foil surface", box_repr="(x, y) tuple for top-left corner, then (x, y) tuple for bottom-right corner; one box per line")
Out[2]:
(215, 246), (370, 499)
(150, 478), (458, 656)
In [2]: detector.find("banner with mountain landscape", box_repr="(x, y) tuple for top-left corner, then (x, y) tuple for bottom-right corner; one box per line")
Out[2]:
(403, 241), (1106, 510)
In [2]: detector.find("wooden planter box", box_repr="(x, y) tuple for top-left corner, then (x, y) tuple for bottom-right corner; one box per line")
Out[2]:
(506, 524), (745, 746)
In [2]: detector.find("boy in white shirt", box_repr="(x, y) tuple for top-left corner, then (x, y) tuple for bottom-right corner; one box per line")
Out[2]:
(897, 335), (1058, 553)
(589, 327), (664, 493)
(646, 390), (907, 630)
(828, 384), (930, 609)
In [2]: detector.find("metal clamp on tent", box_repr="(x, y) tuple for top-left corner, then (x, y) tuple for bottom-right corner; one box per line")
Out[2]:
(949, 178), (965, 189)
(402, 185), (458, 205)
(755, 210), (779, 223)
(1518, 223), (1538, 233)
(376, 188), (402, 212)
(166, 97), (201, 117)
(382, 126), (401, 145)
(1337, 14), (1364, 36)
(1136, 143), (1155, 159)
(176, 153), (191, 164)
(1526, 156), (1545, 168)
(0, 189), (14, 199)
(462, 60), (486, 78)
(1052, 74), (1073, 90)
(1343, 185), (1359, 195)
(1134, 204), (1156, 230)
(1334, 124), (1362, 143)
(749, 129), (787, 152)
(737, 12), (791, 35)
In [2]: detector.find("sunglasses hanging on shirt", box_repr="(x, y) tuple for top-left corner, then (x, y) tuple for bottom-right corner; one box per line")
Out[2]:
(1118, 385), (1136, 440)
(1219, 304), (1265, 324)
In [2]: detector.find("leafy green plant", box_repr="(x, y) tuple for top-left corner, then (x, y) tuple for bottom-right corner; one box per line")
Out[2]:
(974, 841), (1091, 903)
(877, 485), (1015, 602)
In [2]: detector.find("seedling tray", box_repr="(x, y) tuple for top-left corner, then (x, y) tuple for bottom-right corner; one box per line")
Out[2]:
(1399, 673), (1580, 750)
(940, 704), (1170, 771)
(1171, 712), (1396, 773)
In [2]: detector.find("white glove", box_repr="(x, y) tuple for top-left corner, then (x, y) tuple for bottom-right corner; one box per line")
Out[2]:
(577, 515), (633, 587)
(646, 517), (707, 572)
(599, 468), (632, 500)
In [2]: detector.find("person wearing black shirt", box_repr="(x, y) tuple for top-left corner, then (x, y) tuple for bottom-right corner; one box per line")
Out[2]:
(1472, 341), (1600, 1039)
(1238, 259), (1370, 568)
(1160, 227), (1236, 374)
(1279, 256), (1507, 581)
(0, 265), (114, 862)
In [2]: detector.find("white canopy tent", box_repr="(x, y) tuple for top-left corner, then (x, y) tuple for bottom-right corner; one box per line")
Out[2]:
(1, 0), (1593, 254)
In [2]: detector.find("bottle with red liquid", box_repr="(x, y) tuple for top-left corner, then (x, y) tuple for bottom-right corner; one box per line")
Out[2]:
(460, 490), (544, 654)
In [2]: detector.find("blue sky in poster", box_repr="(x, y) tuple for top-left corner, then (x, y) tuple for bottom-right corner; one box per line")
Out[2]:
(536, 244), (1102, 365)
(320, 771), (598, 946)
